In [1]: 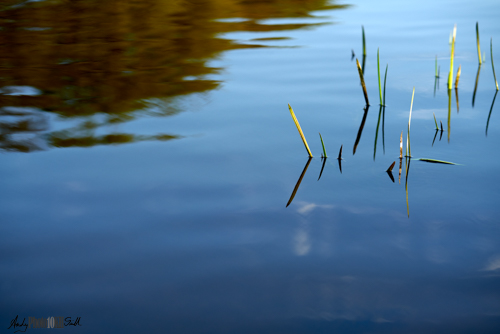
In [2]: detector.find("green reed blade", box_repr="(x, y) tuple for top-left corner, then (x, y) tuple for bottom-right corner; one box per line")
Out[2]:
(319, 132), (327, 158)
(356, 58), (370, 105)
(417, 158), (457, 165)
(448, 25), (456, 90)
(433, 112), (439, 130)
(492, 38), (499, 91)
(288, 104), (313, 157)
(362, 25), (366, 56)
(377, 48), (382, 105)
(383, 64), (388, 106)
(435, 55), (438, 77)
(406, 87), (415, 157)
(476, 22), (482, 65)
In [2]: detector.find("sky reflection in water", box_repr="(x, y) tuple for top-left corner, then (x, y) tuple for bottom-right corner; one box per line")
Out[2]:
(1, 0), (500, 333)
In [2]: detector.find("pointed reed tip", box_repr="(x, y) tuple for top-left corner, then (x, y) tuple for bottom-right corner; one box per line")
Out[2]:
(386, 161), (396, 172)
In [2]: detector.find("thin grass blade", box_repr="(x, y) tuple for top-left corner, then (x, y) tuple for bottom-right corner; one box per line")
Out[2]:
(399, 131), (403, 158)
(455, 65), (461, 88)
(448, 25), (456, 90)
(386, 161), (395, 172)
(319, 132), (327, 158)
(288, 104), (313, 157)
(406, 87), (415, 157)
(362, 25), (366, 56)
(492, 38), (499, 90)
(377, 48), (383, 105)
(383, 65), (388, 106)
(417, 158), (457, 165)
(476, 22), (482, 65)
(435, 55), (439, 77)
(356, 58), (370, 105)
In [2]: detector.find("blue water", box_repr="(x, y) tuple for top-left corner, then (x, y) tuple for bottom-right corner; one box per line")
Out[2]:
(1, 0), (500, 333)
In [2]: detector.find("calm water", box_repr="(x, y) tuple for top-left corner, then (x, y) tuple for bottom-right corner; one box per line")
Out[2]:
(1, 0), (500, 333)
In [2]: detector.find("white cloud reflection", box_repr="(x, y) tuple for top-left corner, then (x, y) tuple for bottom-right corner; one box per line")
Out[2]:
(483, 256), (500, 271)
(296, 201), (334, 215)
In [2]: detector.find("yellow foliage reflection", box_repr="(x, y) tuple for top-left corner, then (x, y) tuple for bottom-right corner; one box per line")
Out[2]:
(0, 0), (348, 151)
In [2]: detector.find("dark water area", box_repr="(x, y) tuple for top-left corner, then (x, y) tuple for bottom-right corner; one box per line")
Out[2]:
(1, 0), (500, 333)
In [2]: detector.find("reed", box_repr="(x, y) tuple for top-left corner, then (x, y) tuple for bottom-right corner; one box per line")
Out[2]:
(398, 157), (402, 184)
(435, 55), (439, 77)
(455, 65), (461, 88)
(406, 87), (415, 157)
(433, 112), (439, 130)
(386, 161), (395, 172)
(356, 58), (370, 105)
(492, 38), (499, 91)
(362, 25), (366, 57)
(448, 25), (456, 90)
(476, 22), (482, 65)
(383, 65), (388, 106)
(377, 48), (383, 105)
(417, 158), (457, 165)
(399, 131), (403, 158)
(288, 104), (313, 157)
(319, 132), (327, 158)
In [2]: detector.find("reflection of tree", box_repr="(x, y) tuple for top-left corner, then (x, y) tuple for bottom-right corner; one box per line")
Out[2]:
(0, 0), (348, 151)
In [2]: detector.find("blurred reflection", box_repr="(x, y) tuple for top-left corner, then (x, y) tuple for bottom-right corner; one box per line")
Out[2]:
(0, 0), (347, 151)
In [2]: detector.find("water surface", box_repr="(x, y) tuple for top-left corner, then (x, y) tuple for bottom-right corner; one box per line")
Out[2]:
(1, 0), (500, 333)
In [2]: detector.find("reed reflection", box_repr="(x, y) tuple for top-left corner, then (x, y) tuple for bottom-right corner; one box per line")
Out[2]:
(472, 65), (481, 107)
(0, 0), (347, 151)
(486, 90), (498, 136)
(317, 158), (327, 181)
(405, 157), (411, 217)
(447, 89), (452, 142)
(353, 105), (369, 155)
(286, 157), (312, 207)
(373, 105), (384, 160)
